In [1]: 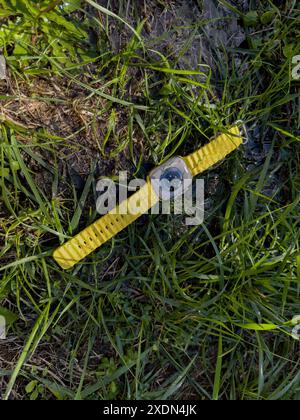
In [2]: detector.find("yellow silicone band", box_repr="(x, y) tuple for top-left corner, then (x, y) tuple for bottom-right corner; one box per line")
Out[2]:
(54, 125), (242, 269)
(53, 180), (159, 270)
(183, 126), (242, 177)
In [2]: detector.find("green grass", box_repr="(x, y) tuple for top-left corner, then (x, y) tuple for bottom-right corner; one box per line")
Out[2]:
(0, 0), (300, 400)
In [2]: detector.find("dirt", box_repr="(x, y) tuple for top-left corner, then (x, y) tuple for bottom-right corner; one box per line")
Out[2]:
(98, 0), (248, 79)
(0, 70), (139, 200)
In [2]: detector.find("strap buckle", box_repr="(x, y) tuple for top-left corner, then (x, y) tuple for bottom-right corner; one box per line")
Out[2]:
(235, 120), (249, 145)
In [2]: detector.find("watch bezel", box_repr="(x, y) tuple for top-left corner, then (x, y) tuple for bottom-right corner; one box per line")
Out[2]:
(149, 156), (193, 201)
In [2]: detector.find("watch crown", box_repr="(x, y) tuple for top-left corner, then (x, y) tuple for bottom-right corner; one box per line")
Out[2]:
(149, 157), (193, 201)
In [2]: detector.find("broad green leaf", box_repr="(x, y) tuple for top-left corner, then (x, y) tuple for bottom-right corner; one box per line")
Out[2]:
(46, 10), (87, 38)
(261, 11), (276, 25)
(25, 380), (38, 394)
(0, 167), (10, 177)
(62, 0), (81, 13)
(0, 307), (18, 325)
(243, 11), (259, 27)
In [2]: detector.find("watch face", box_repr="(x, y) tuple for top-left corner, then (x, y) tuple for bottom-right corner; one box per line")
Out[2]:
(149, 157), (193, 201)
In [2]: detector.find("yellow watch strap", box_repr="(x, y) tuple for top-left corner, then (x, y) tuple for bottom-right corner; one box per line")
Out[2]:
(183, 126), (242, 177)
(54, 125), (242, 269)
(53, 180), (159, 270)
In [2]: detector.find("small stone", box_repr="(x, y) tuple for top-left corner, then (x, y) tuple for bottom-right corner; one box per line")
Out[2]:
(0, 55), (6, 80)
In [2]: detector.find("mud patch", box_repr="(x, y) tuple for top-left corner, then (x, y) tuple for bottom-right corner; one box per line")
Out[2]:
(0, 73), (138, 198)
